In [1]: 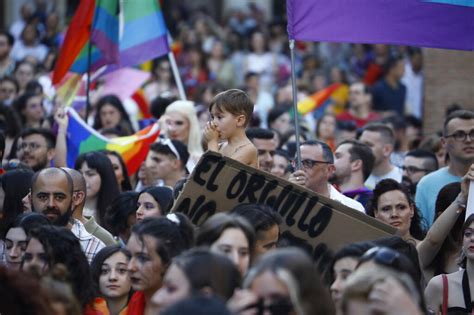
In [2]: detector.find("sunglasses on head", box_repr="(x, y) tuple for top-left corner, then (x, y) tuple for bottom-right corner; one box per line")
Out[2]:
(358, 246), (401, 269)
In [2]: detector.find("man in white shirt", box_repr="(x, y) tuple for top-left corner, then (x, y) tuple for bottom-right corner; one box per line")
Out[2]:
(359, 123), (402, 190)
(288, 140), (365, 212)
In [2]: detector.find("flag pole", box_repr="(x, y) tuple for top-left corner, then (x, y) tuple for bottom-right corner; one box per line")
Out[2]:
(168, 51), (186, 101)
(85, 40), (92, 123)
(289, 39), (302, 169)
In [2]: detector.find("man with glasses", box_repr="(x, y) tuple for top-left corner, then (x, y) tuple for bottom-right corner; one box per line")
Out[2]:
(416, 109), (474, 228)
(17, 128), (55, 171)
(401, 149), (438, 196)
(288, 140), (365, 212)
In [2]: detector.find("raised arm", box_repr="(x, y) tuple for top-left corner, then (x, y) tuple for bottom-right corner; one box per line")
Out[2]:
(53, 107), (68, 167)
(417, 163), (474, 268)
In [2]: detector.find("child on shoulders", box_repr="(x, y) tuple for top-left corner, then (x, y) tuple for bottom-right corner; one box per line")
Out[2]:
(203, 89), (258, 168)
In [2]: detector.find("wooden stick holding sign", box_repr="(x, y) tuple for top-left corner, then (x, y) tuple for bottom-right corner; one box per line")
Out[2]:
(172, 152), (396, 265)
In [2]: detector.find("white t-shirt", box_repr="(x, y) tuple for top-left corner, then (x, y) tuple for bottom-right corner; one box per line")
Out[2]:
(364, 166), (403, 190)
(329, 185), (365, 212)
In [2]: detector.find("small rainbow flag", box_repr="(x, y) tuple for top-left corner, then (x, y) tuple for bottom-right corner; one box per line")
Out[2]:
(66, 107), (159, 174)
(297, 83), (343, 118)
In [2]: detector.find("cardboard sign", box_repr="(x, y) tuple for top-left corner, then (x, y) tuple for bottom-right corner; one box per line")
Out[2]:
(172, 152), (396, 264)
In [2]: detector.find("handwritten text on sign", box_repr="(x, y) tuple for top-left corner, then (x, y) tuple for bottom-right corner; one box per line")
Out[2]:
(172, 152), (395, 263)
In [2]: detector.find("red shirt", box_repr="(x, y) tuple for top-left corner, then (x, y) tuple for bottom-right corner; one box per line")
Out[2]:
(336, 111), (381, 128)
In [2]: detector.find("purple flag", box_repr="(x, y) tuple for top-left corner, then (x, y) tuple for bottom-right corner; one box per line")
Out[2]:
(287, 0), (474, 51)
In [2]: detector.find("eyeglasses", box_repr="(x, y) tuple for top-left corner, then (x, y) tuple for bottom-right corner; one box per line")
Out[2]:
(358, 246), (400, 269)
(445, 129), (474, 142)
(17, 142), (44, 151)
(291, 159), (330, 169)
(401, 165), (433, 175)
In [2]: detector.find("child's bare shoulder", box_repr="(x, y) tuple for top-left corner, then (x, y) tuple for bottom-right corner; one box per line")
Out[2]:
(232, 142), (258, 167)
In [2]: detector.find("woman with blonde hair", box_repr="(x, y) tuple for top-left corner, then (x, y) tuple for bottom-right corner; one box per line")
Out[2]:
(162, 100), (203, 170)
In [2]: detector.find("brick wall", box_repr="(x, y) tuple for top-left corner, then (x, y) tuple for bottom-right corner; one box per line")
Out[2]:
(423, 49), (474, 136)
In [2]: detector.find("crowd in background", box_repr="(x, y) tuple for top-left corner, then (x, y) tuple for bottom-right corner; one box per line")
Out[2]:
(1, 1), (474, 315)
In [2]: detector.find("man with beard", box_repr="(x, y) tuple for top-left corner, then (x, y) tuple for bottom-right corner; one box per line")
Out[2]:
(401, 149), (438, 196)
(17, 128), (55, 171)
(416, 110), (474, 228)
(330, 139), (375, 209)
(30, 167), (104, 262)
(246, 128), (276, 172)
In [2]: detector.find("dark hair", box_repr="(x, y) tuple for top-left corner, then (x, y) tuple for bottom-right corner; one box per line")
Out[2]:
(161, 295), (232, 315)
(13, 92), (43, 126)
(209, 89), (254, 127)
(25, 80), (43, 95)
(324, 242), (374, 285)
(102, 150), (132, 191)
(105, 191), (139, 239)
(150, 95), (178, 119)
(0, 168), (35, 238)
(405, 149), (438, 171)
(246, 127), (275, 141)
(338, 139), (375, 181)
(26, 226), (95, 310)
(443, 109), (474, 136)
(90, 245), (131, 296)
(231, 203), (282, 235)
(382, 56), (404, 76)
(10, 212), (51, 235)
(371, 236), (424, 288)
(196, 213), (255, 258)
(460, 214), (474, 268)
(0, 103), (22, 138)
(149, 139), (190, 170)
(367, 179), (425, 240)
(362, 123), (395, 146)
(139, 186), (173, 216)
(0, 30), (15, 46)
(267, 106), (289, 129)
(131, 215), (194, 266)
(20, 127), (56, 149)
(0, 265), (54, 314)
(316, 113), (336, 139)
(301, 139), (334, 164)
(74, 151), (120, 227)
(93, 95), (135, 135)
(428, 182), (463, 276)
(172, 248), (241, 300)
(244, 247), (335, 315)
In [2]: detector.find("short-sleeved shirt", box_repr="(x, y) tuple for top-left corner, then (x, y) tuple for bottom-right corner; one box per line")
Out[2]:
(415, 167), (461, 229)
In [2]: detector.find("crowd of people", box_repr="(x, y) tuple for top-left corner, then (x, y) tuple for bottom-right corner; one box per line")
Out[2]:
(1, 1), (474, 315)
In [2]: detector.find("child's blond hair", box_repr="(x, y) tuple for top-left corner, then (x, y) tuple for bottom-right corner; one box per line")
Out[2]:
(209, 89), (254, 127)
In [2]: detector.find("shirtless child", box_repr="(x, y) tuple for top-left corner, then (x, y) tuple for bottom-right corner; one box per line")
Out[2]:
(203, 89), (258, 168)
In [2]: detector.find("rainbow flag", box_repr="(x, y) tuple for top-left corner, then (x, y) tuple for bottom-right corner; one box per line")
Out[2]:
(53, 0), (119, 85)
(70, 0), (119, 74)
(297, 83), (343, 118)
(66, 107), (159, 175)
(120, 0), (170, 67)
